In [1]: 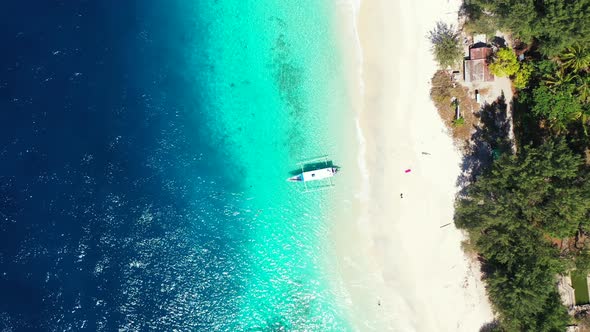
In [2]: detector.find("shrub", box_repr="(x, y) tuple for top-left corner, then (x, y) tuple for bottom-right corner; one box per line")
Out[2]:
(513, 62), (533, 89)
(489, 48), (519, 77)
(533, 84), (583, 129)
(452, 117), (465, 126)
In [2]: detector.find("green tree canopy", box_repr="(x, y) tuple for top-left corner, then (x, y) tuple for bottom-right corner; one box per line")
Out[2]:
(536, 0), (590, 56)
(428, 22), (463, 69)
(466, 0), (590, 56)
(532, 84), (583, 131)
(456, 140), (590, 330)
(461, 2), (497, 37)
(457, 140), (589, 238)
(489, 48), (519, 77)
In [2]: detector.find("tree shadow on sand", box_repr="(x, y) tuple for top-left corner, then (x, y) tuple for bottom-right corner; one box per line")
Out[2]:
(457, 93), (513, 195)
(479, 319), (501, 332)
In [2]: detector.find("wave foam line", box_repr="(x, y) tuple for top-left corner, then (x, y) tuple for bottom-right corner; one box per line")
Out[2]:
(354, 117), (369, 202)
(346, 0), (369, 202)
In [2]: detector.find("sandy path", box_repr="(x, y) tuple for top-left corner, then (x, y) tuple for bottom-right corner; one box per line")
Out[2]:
(330, 0), (496, 330)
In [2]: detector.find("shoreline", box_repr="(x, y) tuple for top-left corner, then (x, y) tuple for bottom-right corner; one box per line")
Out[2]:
(329, 0), (496, 330)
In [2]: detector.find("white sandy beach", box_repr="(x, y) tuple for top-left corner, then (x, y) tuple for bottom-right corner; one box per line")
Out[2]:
(330, 0), (495, 330)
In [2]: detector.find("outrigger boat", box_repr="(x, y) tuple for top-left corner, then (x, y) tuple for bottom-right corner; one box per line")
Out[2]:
(287, 167), (338, 182)
(287, 156), (339, 192)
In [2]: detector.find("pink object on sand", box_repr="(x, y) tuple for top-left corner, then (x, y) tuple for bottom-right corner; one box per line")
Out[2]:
(404, 169), (412, 173)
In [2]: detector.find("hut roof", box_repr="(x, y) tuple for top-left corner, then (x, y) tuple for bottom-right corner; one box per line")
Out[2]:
(464, 47), (494, 82)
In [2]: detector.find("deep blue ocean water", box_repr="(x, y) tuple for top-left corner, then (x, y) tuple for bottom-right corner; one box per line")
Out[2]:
(0, 1), (352, 330)
(0, 1), (248, 330)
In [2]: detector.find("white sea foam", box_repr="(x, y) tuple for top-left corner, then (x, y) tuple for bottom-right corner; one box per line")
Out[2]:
(354, 117), (369, 202)
(349, 0), (369, 193)
(347, 0), (365, 100)
(340, 0), (369, 202)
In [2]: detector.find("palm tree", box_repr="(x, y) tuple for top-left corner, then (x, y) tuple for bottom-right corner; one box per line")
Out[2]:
(543, 68), (576, 92)
(577, 75), (590, 104)
(560, 44), (590, 73)
(566, 82), (590, 134)
(574, 109), (590, 136)
(581, 112), (590, 136)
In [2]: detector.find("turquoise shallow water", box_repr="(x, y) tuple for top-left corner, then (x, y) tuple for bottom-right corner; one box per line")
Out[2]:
(0, 0), (354, 329)
(185, 1), (353, 330)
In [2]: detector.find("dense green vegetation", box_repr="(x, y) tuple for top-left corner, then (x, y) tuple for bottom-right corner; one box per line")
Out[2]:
(456, 141), (590, 330)
(428, 22), (463, 69)
(454, 1), (590, 331)
(463, 0), (590, 56)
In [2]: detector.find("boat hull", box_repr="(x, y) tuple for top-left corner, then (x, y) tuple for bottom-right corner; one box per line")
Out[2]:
(286, 167), (338, 182)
